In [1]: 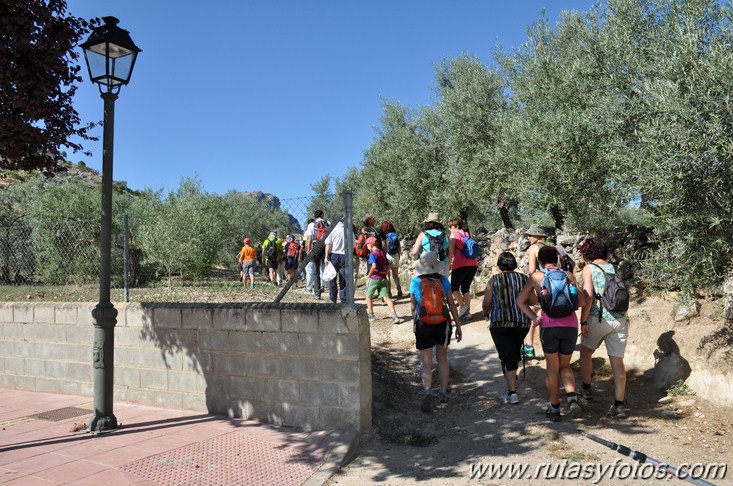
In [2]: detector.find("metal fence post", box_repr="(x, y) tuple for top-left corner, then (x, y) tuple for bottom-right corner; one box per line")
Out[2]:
(123, 214), (129, 303)
(343, 190), (354, 306)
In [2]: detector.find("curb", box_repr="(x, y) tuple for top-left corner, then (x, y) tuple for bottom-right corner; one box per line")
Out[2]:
(304, 429), (361, 486)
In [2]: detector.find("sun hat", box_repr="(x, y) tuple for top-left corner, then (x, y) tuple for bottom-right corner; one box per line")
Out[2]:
(525, 224), (549, 237)
(414, 251), (447, 276)
(365, 236), (378, 246)
(423, 212), (442, 224)
(243, 237), (251, 244)
(286, 234), (294, 240)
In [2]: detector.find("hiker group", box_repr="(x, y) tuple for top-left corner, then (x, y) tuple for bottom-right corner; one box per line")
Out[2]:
(238, 210), (630, 422)
(481, 225), (630, 421)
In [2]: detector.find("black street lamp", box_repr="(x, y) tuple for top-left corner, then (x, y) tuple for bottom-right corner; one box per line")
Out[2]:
(80, 16), (140, 433)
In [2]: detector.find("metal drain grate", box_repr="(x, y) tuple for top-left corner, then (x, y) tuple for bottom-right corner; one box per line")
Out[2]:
(120, 431), (329, 486)
(28, 406), (91, 422)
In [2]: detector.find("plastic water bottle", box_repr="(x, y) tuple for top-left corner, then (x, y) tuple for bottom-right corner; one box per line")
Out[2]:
(569, 284), (577, 296)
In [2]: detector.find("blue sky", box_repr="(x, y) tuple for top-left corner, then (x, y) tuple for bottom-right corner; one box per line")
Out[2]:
(67, 1), (598, 200)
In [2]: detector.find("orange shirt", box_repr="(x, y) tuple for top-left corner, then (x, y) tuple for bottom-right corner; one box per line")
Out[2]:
(238, 245), (257, 263)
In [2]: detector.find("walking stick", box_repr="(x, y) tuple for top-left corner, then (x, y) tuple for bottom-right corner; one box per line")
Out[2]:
(582, 432), (718, 486)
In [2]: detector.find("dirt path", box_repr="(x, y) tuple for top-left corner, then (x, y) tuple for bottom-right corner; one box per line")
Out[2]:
(327, 292), (733, 485)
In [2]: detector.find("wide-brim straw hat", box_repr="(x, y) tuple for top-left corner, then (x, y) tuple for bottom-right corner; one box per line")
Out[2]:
(525, 224), (549, 237)
(423, 212), (442, 224)
(414, 251), (446, 276)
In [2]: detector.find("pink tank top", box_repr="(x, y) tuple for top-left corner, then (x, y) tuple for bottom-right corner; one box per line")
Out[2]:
(540, 311), (578, 328)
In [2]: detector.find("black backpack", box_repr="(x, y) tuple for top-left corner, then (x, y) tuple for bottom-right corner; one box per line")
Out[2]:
(265, 239), (278, 261)
(591, 263), (630, 313)
(424, 231), (446, 261)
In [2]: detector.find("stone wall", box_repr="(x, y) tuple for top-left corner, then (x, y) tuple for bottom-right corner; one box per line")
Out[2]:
(0, 302), (371, 432)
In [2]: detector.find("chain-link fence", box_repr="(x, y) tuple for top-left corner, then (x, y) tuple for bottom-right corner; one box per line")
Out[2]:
(0, 191), (354, 304)
(0, 218), (124, 286)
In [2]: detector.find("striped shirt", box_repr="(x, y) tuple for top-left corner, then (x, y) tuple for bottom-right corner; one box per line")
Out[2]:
(488, 272), (532, 329)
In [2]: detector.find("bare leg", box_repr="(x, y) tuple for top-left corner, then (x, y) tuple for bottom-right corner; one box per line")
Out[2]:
(420, 348), (433, 391)
(435, 345), (450, 393)
(505, 369), (518, 392)
(609, 356), (626, 402)
(545, 352), (561, 404)
(580, 344), (594, 385)
(462, 292), (472, 313)
(559, 352), (576, 395)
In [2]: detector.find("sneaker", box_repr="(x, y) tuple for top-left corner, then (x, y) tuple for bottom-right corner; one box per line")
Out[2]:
(502, 391), (520, 405)
(392, 315), (401, 324)
(367, 313), (375, 323)
(568, 399), (582, 417)
(397, 289), (404, 298)
(545, 404), (561, 422)
(421, 392), (433, 412)
(523, 344), (536, 359)
(608, 403), (627, 419)
(438, 391), (449, 404)
(459, 305), (469, 317)
(581, 387), (592, 401)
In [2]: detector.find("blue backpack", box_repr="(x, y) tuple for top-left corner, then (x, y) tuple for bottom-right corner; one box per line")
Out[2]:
(460, 231), (480, 259)
(539, 268), (578, 318)
(386, 232), (400, 255)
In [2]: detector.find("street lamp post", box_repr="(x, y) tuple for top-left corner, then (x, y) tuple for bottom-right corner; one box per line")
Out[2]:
(80, 16), (141, 433)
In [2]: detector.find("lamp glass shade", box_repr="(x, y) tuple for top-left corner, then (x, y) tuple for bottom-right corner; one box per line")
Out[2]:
(81, 17), (140, 89)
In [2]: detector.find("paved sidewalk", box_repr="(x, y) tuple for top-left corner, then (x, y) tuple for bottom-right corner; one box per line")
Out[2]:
(0, 388), (356, 485)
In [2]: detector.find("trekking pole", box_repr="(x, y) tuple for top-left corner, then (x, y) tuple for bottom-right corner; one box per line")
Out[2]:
(582, 432), (717, 486)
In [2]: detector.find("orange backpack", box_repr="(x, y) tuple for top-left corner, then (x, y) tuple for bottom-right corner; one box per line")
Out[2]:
(418, 276), (450, 324)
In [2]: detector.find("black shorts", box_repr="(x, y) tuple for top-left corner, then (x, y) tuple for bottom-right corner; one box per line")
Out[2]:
(266, 260), (279, 270)
(450, 265), (478, 294)
(539, 326), (578, 355)
(284, 257), (298, 270)
(414, 319), (452, 350)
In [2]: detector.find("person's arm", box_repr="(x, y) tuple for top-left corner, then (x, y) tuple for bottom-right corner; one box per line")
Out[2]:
(444, 278), (463, 342)
(527, 245), (538, 274)
(482, 278), (494, 317)
(410, 294), (417, 319)
(516, 274), (541, 326)
(411, 232), (424, 259)
(579, 265), (594, 336)
(448, 234), (456, 270)
(367, 261), (376, 279)
(324, 242), (332, 262)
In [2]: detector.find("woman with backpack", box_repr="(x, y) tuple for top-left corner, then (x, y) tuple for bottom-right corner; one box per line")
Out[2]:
(516, 245), (587, 422)
(410, 212), (450, 276)
(482, 252), (534, 404)
(379, 220), (403, 298)
(448, 217), (479, 320)
(578, 236), (630, 419)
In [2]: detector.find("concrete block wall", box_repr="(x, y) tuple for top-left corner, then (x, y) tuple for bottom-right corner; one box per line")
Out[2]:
(0, 302), (371, 432)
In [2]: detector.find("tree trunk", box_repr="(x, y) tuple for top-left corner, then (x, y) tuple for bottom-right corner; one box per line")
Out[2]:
(498, 198), (514, 229)
(550, 204), (564, 230)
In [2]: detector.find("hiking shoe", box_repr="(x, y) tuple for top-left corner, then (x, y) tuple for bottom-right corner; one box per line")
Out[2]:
(523, 344), (536, 359)
(397, 289), (404, 298)
(545, 404), (561, 422)
(421, 392), (433, 412)
(608, 403), (627, 419)
(367, 313), (375, 323)
(502, 391), (520, 405)
(568, 399), (582, 417)
(458, 305), (469, 318)
(438, 391), (449, 404)
(392, 315), (401, 324)
(581, 387), (592, 401)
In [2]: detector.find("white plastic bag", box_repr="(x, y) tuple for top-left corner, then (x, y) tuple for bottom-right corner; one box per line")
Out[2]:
(322, 261), (337, 282)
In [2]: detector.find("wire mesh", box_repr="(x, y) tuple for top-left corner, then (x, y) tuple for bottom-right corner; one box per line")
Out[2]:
(0, 193), (353, 304)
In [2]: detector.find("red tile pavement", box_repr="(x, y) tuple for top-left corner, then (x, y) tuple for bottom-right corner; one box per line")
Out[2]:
(0, 387), (355, 485)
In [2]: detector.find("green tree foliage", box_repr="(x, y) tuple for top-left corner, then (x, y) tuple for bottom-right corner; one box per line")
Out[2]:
(0, 1), (95, 174)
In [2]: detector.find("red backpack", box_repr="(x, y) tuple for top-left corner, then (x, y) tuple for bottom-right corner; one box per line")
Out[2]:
(418, 276), (450, 324)
(286, 242), (299, 258)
